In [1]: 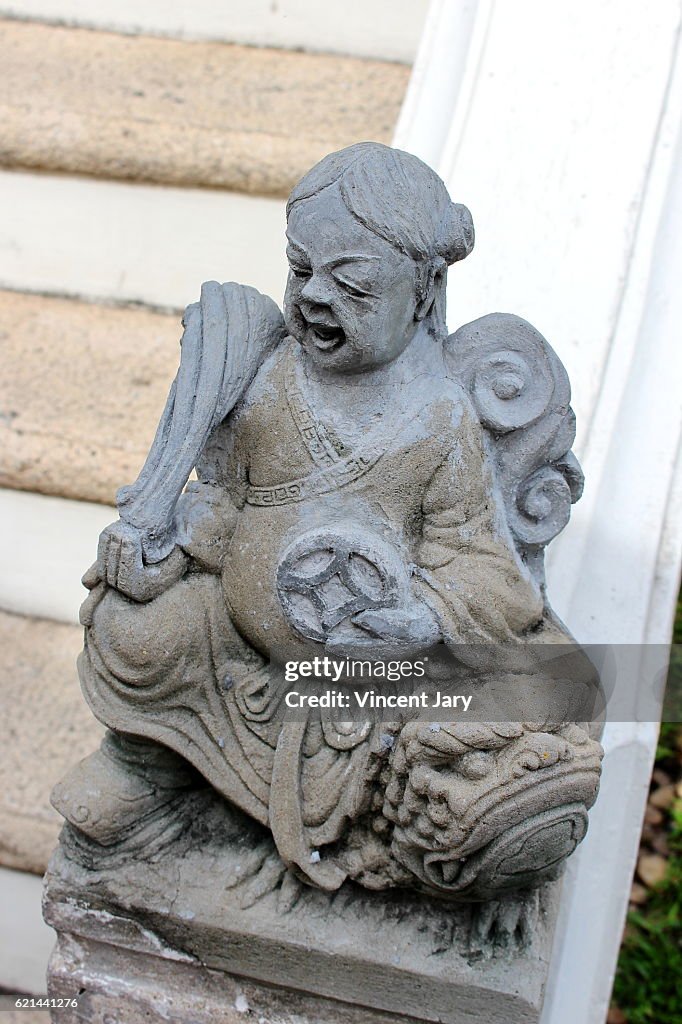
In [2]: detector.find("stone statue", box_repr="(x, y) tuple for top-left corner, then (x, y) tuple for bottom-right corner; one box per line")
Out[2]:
(51, 143), (603, 958)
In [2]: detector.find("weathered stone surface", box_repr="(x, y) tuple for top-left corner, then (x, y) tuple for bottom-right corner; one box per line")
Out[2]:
(0, 20), (409, 196)
(44, 143), (602, 1021)
(58, 145), (600, 899)
(0, 290), (180, 505)
(0, 611), (102, 874)
(44, 792), (559, 1023)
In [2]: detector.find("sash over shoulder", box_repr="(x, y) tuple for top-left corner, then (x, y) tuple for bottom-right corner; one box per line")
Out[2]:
(116, 281), (285, 562)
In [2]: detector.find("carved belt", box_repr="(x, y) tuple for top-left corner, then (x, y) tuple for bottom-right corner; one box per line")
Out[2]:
(245, 449), (382, 506)
(246, 355), (386, 506)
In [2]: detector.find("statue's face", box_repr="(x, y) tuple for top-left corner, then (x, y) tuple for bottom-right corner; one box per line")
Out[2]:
(284, 185), (419, 373)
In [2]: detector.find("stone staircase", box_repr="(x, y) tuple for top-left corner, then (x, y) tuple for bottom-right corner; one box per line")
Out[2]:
(0, 6), (422, 980)
(0, 19), (409, 196)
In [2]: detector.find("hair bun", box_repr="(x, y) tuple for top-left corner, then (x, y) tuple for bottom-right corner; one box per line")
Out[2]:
(437, 202), (475, 265)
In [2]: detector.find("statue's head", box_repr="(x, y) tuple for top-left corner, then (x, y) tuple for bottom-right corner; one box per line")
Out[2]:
(284, 142), (474, 373)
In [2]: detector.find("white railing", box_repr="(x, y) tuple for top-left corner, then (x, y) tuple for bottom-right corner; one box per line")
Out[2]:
(396, 2), (682, 1020)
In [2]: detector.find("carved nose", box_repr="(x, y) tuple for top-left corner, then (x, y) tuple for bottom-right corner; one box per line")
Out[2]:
(300, 274), (332, 307)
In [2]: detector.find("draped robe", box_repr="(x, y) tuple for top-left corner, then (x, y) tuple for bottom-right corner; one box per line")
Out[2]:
(80, 338), (567, 888)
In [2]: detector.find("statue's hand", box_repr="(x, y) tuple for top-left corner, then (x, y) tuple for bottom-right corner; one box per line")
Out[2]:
(174, 482), (238, 573)
(94, 521), (188, 603)
(349, 600), (441, 657)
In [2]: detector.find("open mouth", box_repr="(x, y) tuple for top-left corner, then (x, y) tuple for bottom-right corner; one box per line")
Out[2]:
(306, 320), (346, 352)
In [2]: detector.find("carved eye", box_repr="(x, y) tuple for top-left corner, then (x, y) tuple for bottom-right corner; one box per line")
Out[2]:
(337, 280), (369, 298)
(289, 263), (312, 280)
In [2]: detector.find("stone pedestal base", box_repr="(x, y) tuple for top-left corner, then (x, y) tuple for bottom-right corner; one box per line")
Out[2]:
(43, 791), (560, 1024)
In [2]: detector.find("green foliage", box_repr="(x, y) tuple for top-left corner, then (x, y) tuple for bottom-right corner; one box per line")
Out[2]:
(611, 592), (682, 1023)
(661, 591), (682, 733)
(612, 791), (682, 1023)
(673, 593), (682, 646)
(656, 721), (679, 761)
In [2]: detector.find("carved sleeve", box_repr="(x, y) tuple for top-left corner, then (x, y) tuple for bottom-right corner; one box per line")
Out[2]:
(414, 403), (544, 646)
(172, 407), (250, 573)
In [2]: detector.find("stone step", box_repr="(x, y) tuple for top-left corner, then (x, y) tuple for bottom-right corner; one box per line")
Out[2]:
(0, 866), (56, 996)
(0, 170), (288, 309)
(0, 290), (181, 506)
(0, 488), (113, 625)
(0, 19), (409, 196)
(0, 0), (429, 62)
(0, 610), (102, 876)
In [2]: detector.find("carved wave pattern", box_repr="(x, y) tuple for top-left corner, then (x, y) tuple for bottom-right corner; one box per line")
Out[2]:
(446, 313), (584, 576)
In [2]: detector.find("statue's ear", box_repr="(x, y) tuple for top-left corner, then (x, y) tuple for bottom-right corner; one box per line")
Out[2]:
(414, 258), (446, 321)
